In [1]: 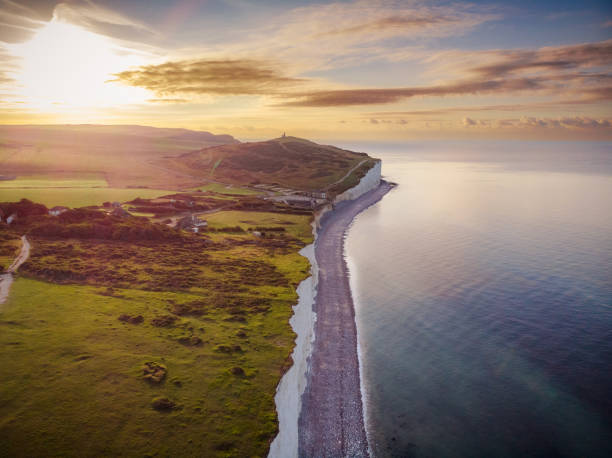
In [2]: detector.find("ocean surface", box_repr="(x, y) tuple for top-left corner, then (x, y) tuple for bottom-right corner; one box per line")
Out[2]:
(341, 141), (612, 457)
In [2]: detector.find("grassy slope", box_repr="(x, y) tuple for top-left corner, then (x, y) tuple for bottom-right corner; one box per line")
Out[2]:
(0, 211), (312, 457)
(0, 130), (380, 456)
(194, 183), (262, 196)
(161, 136), (377, 194)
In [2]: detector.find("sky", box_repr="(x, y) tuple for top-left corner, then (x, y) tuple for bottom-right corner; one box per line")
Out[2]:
(0, 0), (611, 141)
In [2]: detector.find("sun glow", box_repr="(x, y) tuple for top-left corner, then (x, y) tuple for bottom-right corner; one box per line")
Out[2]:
(8, 19), (150, 110)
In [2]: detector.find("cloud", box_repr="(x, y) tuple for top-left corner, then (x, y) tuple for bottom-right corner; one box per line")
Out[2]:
(0, 0), (51, 43)
(0, 45), (17, 87)
(556, 117), (611, 128)
(467, 40), (612, 79)
(278, 40), (612, 107)
(318, 13), (457, 37)
(147, 98), (188, 104)
(368, 95), (612, 117)
(113, 59), (304, 97)
(52, 1), (158, 45)
(279, 77), (547, 107)
(361, 115), (611, 131)
(494, 116), (611, 130)
(0, 1), (160, 47)
(221, 0), (498, 72)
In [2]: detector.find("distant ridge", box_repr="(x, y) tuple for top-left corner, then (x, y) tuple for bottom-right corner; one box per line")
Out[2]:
(0, 124), (239, 145)
(0, 124), (238, 189)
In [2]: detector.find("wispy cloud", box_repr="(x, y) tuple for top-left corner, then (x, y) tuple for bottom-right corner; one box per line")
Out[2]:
(53, 1), (158, 44)
(368, 96), (612, 117)
(278, 40), (612, 106)
(317, 13), (458, 37)
(458, 116), (612, 130)
(113, 59), (304, 96)
(0, 0), (49, 43)
(0, 0), (160, 49)
(221, 0), (498, 71)
(278, 77), (549, 107)
(0, 45), (17, 87)
(496, 116), (611, 129)
(466, 40), (612, 79)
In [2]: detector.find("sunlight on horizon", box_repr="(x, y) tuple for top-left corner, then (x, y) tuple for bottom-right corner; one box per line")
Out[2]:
(8, 19), (150, 110)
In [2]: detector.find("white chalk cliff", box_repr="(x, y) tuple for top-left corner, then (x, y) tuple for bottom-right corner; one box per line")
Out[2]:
(268, 160), (382, 458)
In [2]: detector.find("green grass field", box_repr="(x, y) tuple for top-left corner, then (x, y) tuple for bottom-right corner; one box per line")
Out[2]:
(0, 210), (314, 457)
(0, 173), (108, 189)
(195, 183), (261, 196)
(205, 211), (313, 240)
(0, 279), (293, 456)
(0, 188), (175, 208)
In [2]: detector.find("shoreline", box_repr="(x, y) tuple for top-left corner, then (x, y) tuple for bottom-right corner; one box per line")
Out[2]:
(268, 240), (319, 457)
(298, 181), (393, 457)
(269, 161), (384, 457)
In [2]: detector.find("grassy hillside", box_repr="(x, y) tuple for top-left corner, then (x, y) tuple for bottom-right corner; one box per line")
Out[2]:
(1, 127), (379, 200)
(0, 209), (312, 457)
(0, 129), (381, 456)
(0, 125), (238, 190)
(160, 136), (378, 195)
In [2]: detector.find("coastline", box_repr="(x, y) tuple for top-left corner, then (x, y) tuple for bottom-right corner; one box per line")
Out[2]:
(298, 180), (393, 457)
(268, 239), (319, 457)
(268, 159), (389, 457)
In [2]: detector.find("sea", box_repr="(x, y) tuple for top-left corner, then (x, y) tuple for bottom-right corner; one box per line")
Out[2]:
(339, 141), (612, 457)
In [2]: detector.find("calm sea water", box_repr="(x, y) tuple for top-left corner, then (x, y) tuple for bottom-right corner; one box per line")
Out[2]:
(342, 141), (612, 457)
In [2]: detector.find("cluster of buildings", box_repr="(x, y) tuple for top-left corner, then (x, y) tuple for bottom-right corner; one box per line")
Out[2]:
(175, 214), (208, 233)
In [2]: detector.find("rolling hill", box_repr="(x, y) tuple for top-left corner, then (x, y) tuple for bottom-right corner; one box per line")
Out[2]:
(159, 136), (378, 195)
(0, 124), (238, 189)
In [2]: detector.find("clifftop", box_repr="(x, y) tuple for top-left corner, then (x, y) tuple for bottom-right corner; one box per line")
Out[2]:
(160, 136), (378, 195)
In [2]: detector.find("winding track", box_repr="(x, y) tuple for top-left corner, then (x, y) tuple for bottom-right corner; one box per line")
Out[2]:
(298, 182), (393, 458)
(0, 235), (30, 307)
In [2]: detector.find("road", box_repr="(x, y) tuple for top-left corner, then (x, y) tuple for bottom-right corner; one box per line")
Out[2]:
(0, 235), (30, 307)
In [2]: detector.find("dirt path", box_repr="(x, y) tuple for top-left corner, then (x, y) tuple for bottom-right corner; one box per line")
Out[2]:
(276, 141), (367, 193)
(324, 159), (368, 191)
(298, 182), (393, 457)
(0, 235), (30, 307)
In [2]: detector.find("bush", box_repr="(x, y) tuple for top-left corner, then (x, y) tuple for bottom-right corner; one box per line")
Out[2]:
(151, 397), (175, 411)
(142, 362), (167, 384)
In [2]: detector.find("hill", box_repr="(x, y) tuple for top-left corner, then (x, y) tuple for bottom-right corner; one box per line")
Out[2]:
(0, 124), (238, 189)
(159, 136), (378, 195)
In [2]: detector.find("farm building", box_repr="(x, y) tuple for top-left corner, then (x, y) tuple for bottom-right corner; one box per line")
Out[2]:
(176, 214), (207, 233)
(305, 191), (327, 199)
